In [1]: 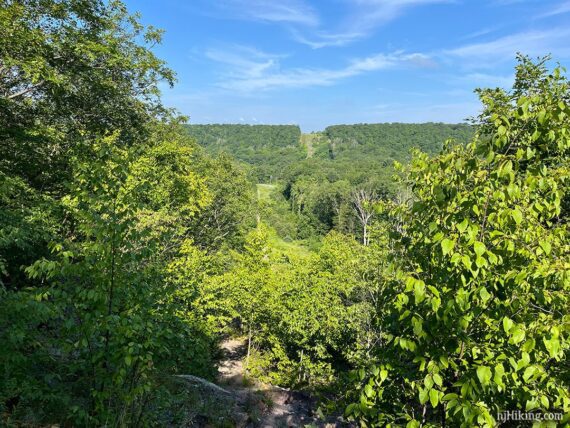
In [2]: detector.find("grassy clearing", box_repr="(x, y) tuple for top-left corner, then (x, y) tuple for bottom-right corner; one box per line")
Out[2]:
(256, 183), (313, 258)
(256, 183), (277, 202)
(267, 231), (313, 259)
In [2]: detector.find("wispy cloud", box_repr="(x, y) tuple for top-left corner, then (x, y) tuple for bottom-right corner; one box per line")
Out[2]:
(348, 0), (454, 25)
(214, 0), (319, 26)
(205, 46), (285, 79)
(539, 1), (570, 18)
(456, 72), (514, 88)
(295, 0), (452, 48)
(290, 29), (364, 49)
(460, 27), (499, 41)
(206, 46), (435, 92)
(211, 0), (454, 49)
(445, 28), (570, 65)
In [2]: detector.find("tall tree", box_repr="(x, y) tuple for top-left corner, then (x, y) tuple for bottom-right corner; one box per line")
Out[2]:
(352, 188), (379, 246)
(347, 56), (570, 427)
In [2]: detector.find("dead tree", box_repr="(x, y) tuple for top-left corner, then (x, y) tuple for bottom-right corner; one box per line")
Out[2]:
(352, 188), (378, 246)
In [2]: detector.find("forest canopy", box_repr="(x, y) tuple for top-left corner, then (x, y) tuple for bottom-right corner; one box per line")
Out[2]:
(0, 0), (568, 427)
(185, 124), (303, 182)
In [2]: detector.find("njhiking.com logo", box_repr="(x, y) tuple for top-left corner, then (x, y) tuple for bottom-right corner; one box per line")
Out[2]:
(497, 410), (562, 423)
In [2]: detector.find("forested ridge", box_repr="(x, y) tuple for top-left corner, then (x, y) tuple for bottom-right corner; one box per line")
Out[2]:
(1, 1), (569, 427)
(185, 124), (303, 182)
(185, 123), (474, 183)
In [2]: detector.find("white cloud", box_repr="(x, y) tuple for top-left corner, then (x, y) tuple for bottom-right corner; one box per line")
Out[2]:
(215, 0), (319, 26)
(460, 27), (499, 41)
(349, 0), (453, 22)
(206, 0), (454, 49)
(290, 29), (365, 49)
(295, 0), (452, 48)
(539, 1), (570, 18)
(206, 47), (435, 92)
(445, 28), (570, 65)
(204, 46), (283, 79)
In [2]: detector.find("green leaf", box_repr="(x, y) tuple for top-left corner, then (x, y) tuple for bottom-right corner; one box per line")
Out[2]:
(539, 240), (552, 255)
(419, 388), (429, 405)
(442, 393), (458, 401)
(503, 317), (514, 333)
(511, 207), (523, 225)
(414, 280), (426, 304)
(424, 374), (434, 389)
(523, 366), (536, 382)
(475, 256), (486, 268)
(429, 389), (439, 407)
(461, 255), (472, 270)
(510, 327), (526, 345)
(456, 219), (468, 233)
(543, 337), (560, 358)
(526, 399), (538, 411)
(433, 373), (443, 387)
(474, 241), (486, 257)
(494, 363), (505, 388)
(479, 287), (491, 303)
(441, 238), (455, 255)
(476, 366), (492, 386)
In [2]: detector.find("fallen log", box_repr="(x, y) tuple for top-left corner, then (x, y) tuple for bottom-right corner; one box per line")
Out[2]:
(174, 375), (234, 397)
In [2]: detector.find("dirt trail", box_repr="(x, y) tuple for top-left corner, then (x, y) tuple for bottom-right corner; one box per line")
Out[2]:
(217, 339), (346, 427)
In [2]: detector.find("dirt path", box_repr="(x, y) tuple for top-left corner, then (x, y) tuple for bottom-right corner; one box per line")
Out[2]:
(217, 339), (345, 427)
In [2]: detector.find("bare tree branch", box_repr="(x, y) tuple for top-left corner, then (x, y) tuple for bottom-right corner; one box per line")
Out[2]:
(7, 80), (45, 100)
(352, 188), (378, 245)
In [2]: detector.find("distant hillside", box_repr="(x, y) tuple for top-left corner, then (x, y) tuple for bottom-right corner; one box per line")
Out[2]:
(186, 124), (304, 181)
(323, 123), (474, 161)
(186, 122), (475, 187)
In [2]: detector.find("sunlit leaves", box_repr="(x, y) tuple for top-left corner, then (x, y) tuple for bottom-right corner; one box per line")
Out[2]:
(477, 366), (492, 387)
(347, 56), (570, 427)
(441, 238), (455, 255)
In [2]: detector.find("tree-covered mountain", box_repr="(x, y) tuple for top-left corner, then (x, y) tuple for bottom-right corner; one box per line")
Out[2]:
(187, 123), (474, 183)
(1, 1), (568, 426)
(323, 122), (474, 161)
(185, 123), (475, 239)
(185, 124), (304, 181)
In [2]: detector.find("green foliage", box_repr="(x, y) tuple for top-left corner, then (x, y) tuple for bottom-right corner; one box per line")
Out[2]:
(346, 56), (570, 427)
(0, 172), (60, 287)
(277, 125), (473, 238)
(186, 124), (304, 182)
(187, 123), (474, 241)
(0, 0), (174, 193)
(2, 2), (569, 426)
(0, 1), (229, 425)
(190, 153), (256, 251)
(323, 123), (473, 185)
(2, 131), (219, 425)
(208, 227), (371, 389)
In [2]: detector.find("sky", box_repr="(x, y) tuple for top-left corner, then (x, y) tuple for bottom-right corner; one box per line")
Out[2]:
(125, 0), (570, 132)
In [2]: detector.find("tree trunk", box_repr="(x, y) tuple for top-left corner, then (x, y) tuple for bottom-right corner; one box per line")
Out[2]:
(245, 321), (252, 374)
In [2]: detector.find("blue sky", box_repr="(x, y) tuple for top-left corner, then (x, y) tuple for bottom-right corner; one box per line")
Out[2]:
(126, 0), (570, 131)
